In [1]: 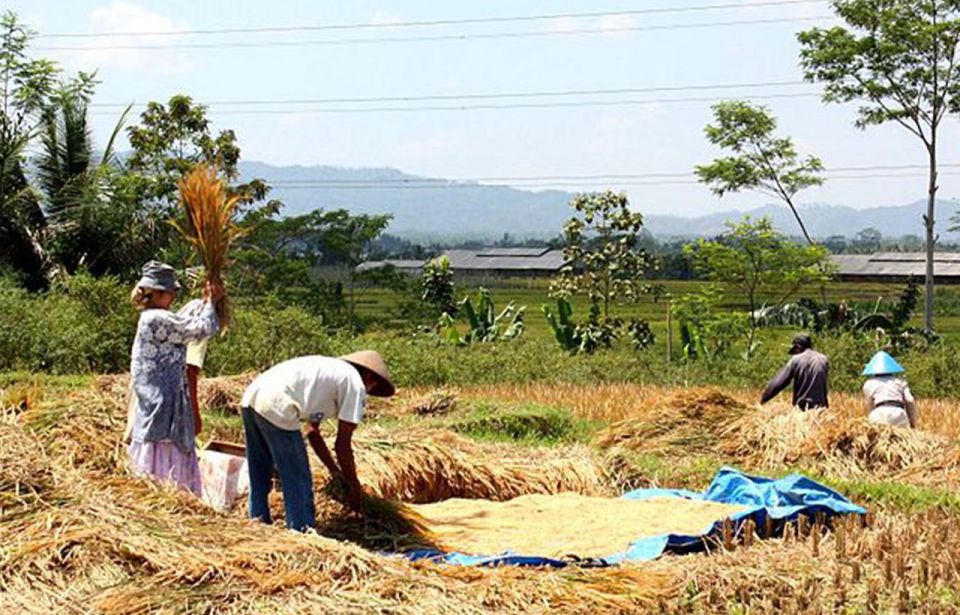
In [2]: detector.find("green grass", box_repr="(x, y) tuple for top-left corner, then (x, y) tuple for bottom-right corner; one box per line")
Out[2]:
(446, 400), (599, 445)
(355, 278), (960, 343)
(820, 476), (960, 513)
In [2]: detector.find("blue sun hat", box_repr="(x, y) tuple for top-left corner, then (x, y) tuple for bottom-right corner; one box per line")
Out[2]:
(862, 351), (904, 377)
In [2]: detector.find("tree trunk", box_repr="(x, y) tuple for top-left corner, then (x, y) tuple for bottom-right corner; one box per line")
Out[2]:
(924, 144), (937, 332)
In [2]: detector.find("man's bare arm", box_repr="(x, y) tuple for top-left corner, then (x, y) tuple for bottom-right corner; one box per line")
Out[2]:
(305, 421), (341, 477)
(334, 420), (365, 510)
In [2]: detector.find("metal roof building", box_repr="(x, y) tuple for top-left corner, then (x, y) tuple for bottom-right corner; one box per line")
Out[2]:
(444, 248), (564, 274)
(355, 259), (426, 274)
(357, 247), (565, 276)
(831, 252), (960, 283)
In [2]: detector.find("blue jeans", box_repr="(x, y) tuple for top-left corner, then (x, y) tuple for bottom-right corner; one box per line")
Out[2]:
(242, 407), (316, 531)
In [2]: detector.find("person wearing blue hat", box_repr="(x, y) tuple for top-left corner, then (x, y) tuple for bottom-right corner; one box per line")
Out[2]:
(862, 351), (917, 428)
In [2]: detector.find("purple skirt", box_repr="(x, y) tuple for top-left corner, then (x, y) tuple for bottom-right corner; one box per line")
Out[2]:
(128, 440), (203, 497)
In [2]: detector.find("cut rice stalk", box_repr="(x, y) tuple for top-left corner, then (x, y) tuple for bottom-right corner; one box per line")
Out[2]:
(174, 163), (246, 329)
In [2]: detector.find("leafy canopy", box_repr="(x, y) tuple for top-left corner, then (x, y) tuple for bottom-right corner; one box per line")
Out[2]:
(798, 0), (960, 142)
(551, 190), (653, 319)
(695, 100), (824, 243)
(686, 216), (833, 354)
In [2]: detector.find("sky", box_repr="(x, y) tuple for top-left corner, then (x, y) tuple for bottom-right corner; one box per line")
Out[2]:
(15, 0), (960, 219)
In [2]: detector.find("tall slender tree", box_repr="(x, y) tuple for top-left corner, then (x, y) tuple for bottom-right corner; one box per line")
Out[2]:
(798, 0), (960, 332)
(695, 100), (824, 245)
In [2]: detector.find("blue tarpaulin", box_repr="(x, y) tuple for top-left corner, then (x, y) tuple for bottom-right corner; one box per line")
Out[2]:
(403, 467), (866, 567)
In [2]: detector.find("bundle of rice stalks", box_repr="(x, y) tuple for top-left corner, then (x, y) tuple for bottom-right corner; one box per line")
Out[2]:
(595, 388), (750, 455)
(322, 474), (436, 550)
(175, 163), (245, 328)
(725, 404), (960, 486)
(406, 387), (459, 416)
(352, 428), (610, 503)
(0, 380), (41, 413)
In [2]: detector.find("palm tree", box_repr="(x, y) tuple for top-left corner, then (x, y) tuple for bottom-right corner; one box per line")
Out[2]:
(0, 124), (47, 290)
(35, 89), (132, 276)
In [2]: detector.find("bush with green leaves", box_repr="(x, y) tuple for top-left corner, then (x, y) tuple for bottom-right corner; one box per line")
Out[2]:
(541, 298), (623, 354)
(206, 296), (332, 374)
(437, 288), (524, 345)
(420, 255), (456, 317)
(0, 272), (135, 373)
(672, 286), (749, 361)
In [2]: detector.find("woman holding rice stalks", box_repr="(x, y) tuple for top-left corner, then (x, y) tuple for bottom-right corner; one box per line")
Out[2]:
(862, 351), (918, 429)
(128, 260), (223, 495)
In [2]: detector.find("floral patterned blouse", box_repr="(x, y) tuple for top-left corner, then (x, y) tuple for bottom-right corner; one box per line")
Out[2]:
(129, 299), (219, 453)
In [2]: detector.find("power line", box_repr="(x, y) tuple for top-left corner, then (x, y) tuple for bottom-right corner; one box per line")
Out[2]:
(38, 15), (832, 52)
(37, 0), (826, 39)
(259, 166), (960, 190)
(89, 91), (824, 116)
(88, 80), (810, 109)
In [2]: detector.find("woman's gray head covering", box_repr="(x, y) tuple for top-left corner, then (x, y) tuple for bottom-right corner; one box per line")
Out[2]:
(137, 260), (181, 292)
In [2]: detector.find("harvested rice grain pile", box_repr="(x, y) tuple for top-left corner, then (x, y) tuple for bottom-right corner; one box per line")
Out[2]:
(411, 494), (746, 559)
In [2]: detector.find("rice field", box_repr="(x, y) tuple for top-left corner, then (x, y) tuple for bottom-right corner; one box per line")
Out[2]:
(3, 373), (960, 613)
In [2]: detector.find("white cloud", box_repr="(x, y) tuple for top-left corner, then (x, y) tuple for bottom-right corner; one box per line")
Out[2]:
(59, 2), (192, 75)
(544, 16), (582, 34)
(595, 14), (638, 40)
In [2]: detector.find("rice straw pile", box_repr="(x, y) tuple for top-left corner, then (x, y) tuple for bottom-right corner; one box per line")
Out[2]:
(0, 383), (677, 613)
(353, 428), (610, 503)
(175, 163), (245, 328)
(412, 494), (746, 559)
(595, 388), (750, 455)
(723, 404), (960, 486)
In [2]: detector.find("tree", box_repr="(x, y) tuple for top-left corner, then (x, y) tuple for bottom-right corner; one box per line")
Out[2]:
(823, 234), (849, 253)
(124, 95), (281, 271)
(853, 227), (883, 253)
(695, 100), (824, 244)
(316, 209), (392, 323)
(0, 12), (59, 290)
(798, 0), (960, 332)
(551, 190), (654, 319)
(685, 216), (833, 354)
(36, 81), (140, 276)
(420, 255), (456, 317)
(126, 94), (241, 207)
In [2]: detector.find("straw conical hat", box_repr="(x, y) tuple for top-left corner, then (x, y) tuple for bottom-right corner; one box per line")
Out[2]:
(339, 350), (395, 397)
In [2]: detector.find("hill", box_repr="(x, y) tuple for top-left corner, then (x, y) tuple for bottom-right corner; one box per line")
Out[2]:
(239, 161), (958, 241)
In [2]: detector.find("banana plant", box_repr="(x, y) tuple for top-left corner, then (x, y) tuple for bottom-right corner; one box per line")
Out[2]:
(542, 297), (576, 351)
(438, 288), (525, 345)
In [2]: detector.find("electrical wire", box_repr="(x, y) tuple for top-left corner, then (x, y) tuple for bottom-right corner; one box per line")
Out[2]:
(37, 0), (827, 39)
(87, 79), (810, 108)
(38, 15), (833, 52)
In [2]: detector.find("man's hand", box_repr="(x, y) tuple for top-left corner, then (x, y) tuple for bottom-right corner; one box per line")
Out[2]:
(344, 485), (367, 514)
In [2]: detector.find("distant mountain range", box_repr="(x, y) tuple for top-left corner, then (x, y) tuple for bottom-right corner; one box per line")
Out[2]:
(239, 161), (959, 241)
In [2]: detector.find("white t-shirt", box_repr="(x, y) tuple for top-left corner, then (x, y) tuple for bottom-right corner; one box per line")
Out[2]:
(240, 356), (366, 431)
(862, 376), (915, 409)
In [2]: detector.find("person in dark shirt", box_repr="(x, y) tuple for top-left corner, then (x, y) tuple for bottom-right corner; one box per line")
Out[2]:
(760, 334), (829, 410)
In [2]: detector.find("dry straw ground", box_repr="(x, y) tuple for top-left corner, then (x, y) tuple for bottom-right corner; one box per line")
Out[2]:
(2, 378), (960, 612)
